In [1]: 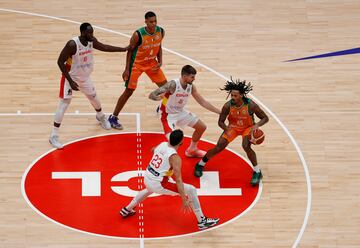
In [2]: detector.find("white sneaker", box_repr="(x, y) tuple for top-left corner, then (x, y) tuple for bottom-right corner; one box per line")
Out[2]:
(96, 114), (111, 130)
(49, 135), (63, 149)
(120, 207), (136, 218)
(198, 216), (220, 230)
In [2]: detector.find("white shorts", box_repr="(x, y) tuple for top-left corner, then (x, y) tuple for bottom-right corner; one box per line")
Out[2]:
(59, 75), (96, 99)
(144, 175), (193, 196)
(160, 110), (199, 134)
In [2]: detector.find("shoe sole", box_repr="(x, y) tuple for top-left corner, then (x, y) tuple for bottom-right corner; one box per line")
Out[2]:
(120, 212), (136, 219)
(185, 152), (205, 158)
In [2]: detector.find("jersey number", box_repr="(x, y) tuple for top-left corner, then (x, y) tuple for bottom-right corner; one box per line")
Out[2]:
(150, 154), (163, 168)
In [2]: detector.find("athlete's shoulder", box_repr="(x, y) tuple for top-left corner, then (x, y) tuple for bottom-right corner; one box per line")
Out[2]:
(226, 99), (234, 107)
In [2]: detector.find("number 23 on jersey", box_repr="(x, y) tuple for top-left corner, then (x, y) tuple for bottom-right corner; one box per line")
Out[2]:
(150, 154), (163, 168)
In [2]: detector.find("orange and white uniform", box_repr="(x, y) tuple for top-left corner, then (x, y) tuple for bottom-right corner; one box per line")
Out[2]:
(222, 98), (255, 142)
(126, 26), (167, 89)
(59, 36), (96, 99)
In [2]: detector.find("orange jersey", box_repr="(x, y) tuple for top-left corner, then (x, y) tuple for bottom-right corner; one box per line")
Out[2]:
(132, 26), (163, 65)
(227, 99), (254, 129)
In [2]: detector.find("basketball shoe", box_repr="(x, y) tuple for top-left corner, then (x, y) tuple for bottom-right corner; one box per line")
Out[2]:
(108, 114), (123, 130)
(96, 114), (111, 130)
(194, 163), (204, 177)
(120, 207), (136, 218)
(198, 216), (220, 230)
(250, 170), (263, 186)
(49, 135), (63, 149)
(185, 148), (206, 158)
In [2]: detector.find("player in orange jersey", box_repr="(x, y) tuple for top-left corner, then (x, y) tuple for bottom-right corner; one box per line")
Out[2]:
(194, 78), (269, 186)
(109, 11), (167, 129)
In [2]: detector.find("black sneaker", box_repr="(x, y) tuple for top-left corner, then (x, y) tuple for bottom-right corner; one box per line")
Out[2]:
(250, 170), (263, 186)
(194, 163), (204, 177)
(198, 216), (220, 230)
(120, 207), (136, 218)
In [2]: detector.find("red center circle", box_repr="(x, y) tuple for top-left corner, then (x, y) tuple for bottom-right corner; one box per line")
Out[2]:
(22, 132), (261, 239)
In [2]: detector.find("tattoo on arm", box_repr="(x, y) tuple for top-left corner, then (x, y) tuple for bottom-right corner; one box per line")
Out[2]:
(149, 80), (176, 100)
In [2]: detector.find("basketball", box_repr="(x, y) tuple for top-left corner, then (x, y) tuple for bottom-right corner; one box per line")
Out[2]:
(249, 128), (265, 145)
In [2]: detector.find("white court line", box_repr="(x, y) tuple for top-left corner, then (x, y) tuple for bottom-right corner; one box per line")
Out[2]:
(0, 112), (139, 116)
(0, 8), (311, 248)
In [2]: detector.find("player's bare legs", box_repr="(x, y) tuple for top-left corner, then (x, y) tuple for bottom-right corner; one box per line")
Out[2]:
(242, 136), (262, 186)
(185, 119), (207, 158)
(194, 136), (228, 177)
(109, 88), (134, 130)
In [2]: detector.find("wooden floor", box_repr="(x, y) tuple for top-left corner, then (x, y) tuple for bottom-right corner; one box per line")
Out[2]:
(0, 0), (359, 247)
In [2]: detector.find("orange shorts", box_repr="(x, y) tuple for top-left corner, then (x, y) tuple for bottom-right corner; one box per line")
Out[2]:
(125, 60), (167, 89)
(222, 126), (253, 143)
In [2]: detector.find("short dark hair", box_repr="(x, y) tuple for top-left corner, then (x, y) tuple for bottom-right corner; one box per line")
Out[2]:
(181, 65), (197, 76)
(145, 11), (156, 19)
(80, 22), (92, 33)
(169, 129), (184, 146)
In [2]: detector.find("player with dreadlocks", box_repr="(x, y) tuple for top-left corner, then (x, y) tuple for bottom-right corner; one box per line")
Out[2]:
(194, 78), (269, 186)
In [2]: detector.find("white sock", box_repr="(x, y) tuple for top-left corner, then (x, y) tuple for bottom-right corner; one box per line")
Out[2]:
(51, 127), (59, 137)
(184, 184), (204, 222)
(253, 165), (260, 173)
(198, 160), (206, 166)
(126, 189), (152, 210)
(189, 140), (198, 150)
(85, 93), (102, 110)
(96, 110), (104, 119)
(54, 98), (71, 124)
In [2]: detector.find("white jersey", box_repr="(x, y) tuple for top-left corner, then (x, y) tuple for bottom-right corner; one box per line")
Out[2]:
(68, 36), (94, 82)
(165, 78), (192, 114)
(145, 142), (177, 182)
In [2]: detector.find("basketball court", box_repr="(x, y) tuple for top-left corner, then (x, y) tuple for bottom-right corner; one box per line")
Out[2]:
(0, 1), (359, 247)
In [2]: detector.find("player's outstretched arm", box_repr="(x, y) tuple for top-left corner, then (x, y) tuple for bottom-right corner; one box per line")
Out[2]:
(192, 85), (221, 114)
(92, 37), (128, 52)
(148, 80), (176, 101)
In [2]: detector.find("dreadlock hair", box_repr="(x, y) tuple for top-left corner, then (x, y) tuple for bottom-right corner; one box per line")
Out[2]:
(221, 77), (253, 101)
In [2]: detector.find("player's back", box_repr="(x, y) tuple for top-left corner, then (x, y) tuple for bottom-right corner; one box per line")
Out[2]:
(145, 141), (177, 182)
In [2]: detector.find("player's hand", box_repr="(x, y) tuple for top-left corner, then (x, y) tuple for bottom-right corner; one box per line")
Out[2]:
(181, 197), (192, 213)
(252, 123), (259, 131)
(69, 80), (79, 91)
(152, 62), (162, 71)
(122, 69), (130, 81)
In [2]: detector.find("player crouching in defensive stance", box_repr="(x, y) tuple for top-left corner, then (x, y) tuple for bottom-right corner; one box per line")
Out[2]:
(194, 78), (269, 186)
(148, 65), (221, 158)
(120, 129), (220, 230)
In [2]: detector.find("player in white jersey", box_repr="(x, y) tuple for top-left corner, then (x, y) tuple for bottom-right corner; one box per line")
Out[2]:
(120, 129), (220, 230)
(149, 65), (221, 157)
(49, 23), (128, 149)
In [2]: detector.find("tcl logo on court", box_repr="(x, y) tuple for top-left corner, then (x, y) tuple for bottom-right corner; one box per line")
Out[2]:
(22, 133), (261, 239)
